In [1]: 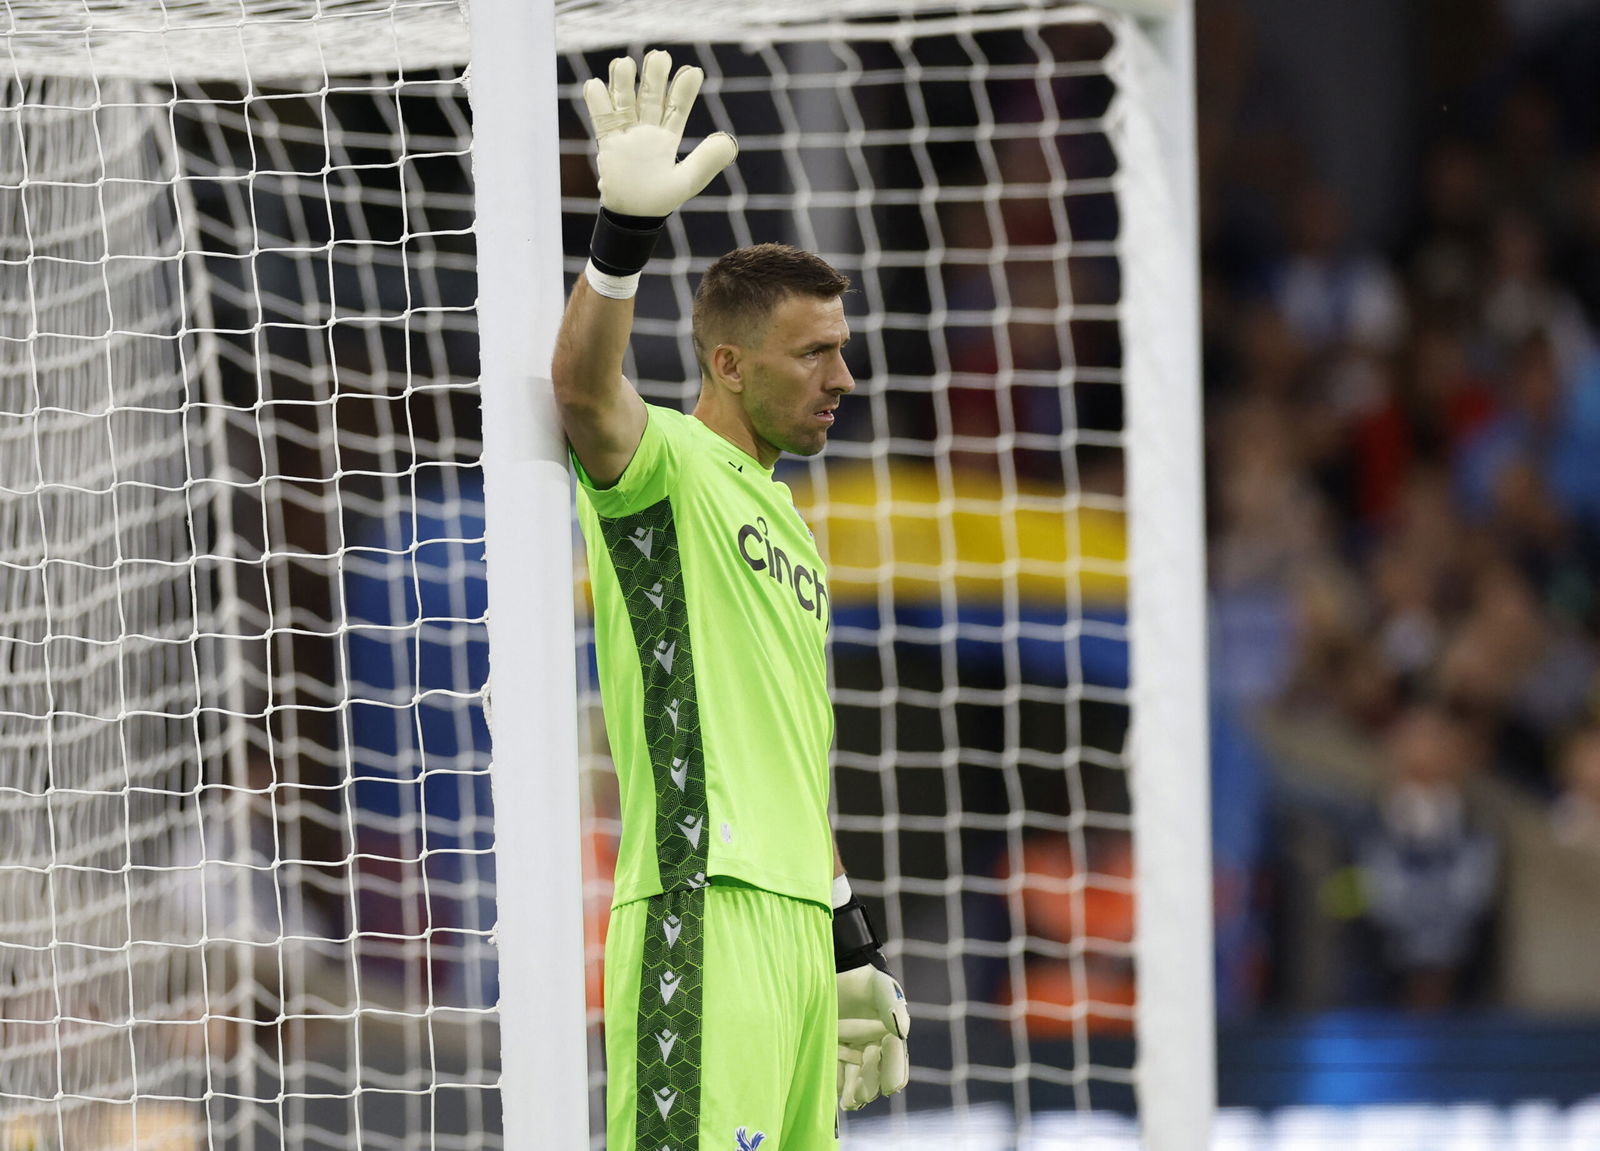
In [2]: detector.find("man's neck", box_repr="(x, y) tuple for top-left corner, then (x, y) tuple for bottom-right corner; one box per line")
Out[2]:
(692, 389), (777, 468)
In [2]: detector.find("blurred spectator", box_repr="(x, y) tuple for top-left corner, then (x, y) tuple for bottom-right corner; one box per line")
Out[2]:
(1354, 703), (1499, 1010)
(1269, 183), (1407, 356)
(1482, 559), (1588, 698)
(1478, 210), (1593, 378)
(1209, 395), (1334, 709)
(1280, 559), (1397, 731)
(1347, 322), (1497, 530)
(1407, 138), (1492, 322)
(1455, 331), (1600, 537)
(1431, 562), (1597, 795)
(1368, 540), (1445, 683)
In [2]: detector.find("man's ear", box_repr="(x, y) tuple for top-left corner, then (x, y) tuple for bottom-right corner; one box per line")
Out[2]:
(711, 343), (744, 392)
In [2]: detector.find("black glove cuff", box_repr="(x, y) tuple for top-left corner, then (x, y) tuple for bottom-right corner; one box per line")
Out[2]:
(833, 895), (886, 973)
(589, 207), (668, 277)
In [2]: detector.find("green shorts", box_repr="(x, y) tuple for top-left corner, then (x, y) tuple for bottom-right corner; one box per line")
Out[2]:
(604, 879), (837, 1150)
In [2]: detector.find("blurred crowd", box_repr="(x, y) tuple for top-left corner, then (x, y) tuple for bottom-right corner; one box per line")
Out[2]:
(1200, 0), (1600, 1017)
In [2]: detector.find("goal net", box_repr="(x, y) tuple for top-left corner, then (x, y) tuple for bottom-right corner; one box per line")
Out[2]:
(1, 5), (487, 1149)
(0, 1), (1206, 1148)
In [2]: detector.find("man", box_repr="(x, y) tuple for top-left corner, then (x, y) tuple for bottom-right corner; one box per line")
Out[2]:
(552, 50), (911, 1150)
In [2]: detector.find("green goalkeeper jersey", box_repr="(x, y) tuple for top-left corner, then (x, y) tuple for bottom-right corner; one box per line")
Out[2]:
(575, 404), (835, 910)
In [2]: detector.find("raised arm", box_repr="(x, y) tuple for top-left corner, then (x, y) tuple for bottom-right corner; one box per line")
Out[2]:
(552, 275), (643, 487)
(552, 51), (737, 487)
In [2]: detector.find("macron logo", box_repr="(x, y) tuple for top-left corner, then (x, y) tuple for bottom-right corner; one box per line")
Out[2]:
(645, 581), (665, 609)
(654, 1088), (678, 1118)
(663, 914), (682, 948)
(654, 640), (676, 673)
(677, 814), (703, 848)
(665, 699), (680, 730)
(655, 1028), (678, 1060)
(659, 970), (681, 1004)
(629, 527), (655, 558)
(670, 757), (688, 791)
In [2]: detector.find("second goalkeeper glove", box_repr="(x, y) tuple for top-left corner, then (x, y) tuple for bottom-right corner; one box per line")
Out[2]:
(833, 879), (910, 1111)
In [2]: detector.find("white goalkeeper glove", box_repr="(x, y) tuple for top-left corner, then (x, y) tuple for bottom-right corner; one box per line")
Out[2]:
(578, 50), (735, 298)
(833, 881), (911, 1112)
(581, 50), (738, 219)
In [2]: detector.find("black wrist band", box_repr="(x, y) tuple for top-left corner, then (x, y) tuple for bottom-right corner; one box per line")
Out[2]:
(833, 895), (885, 973)
(589, 207), (668, 277)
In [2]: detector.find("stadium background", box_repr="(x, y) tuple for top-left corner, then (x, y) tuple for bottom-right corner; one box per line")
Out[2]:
(1198, 0), (1600, 1098)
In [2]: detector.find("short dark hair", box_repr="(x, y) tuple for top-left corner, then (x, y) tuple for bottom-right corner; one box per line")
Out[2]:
(691, 244), (851, 376)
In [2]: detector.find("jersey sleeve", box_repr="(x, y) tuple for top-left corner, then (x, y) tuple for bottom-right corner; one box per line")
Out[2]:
(571, 403), (683, 516)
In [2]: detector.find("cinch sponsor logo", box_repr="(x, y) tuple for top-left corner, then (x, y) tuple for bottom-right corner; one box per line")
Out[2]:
(736, 516), (828, 621)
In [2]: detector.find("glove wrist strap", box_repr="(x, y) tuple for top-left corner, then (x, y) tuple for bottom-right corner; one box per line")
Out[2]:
(833, 895), (885, 973)
(584, 261), (641, 300)
(589, 207), (667, 277)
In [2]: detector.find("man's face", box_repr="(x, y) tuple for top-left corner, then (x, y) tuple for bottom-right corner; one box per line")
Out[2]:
(740, 293), (854, 459)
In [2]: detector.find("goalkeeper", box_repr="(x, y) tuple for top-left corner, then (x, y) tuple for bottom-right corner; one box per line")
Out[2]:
(553, 50), (910, 1149)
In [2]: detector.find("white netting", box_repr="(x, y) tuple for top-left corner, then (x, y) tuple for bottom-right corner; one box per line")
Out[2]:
(1, 26), (489, 1151)
(0, 1), (1188, 1147)
(0, 76), (223, 1151)
(553, 0), (1113, 52)
(0, 1), (470, 80)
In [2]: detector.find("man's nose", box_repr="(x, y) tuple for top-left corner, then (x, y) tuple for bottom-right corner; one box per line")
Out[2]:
(832, 353), (855, 394)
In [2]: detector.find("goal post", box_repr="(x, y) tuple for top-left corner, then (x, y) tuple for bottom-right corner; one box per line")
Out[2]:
(466, 1), (589, 1149)
(1113, 5), (1216, 1151)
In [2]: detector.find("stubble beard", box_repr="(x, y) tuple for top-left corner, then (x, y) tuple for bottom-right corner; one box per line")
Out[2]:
(750, 386), (830, 460)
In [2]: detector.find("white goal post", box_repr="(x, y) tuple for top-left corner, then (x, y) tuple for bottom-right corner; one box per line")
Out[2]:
(1113, 7), (1215, 1151)
(467, 3), (588, 1149)
(0, 1), (1207, 1149)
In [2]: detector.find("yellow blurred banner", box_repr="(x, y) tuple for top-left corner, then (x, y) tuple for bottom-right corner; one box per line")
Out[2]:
(789, 460), (1128, 609)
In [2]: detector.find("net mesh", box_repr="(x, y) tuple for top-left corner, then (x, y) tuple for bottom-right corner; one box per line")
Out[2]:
(0, 2), (1158, 1147)
(0, 75), (222, 1151)
(0, 29), (492, 1151)
(0, 1), (471, 80)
